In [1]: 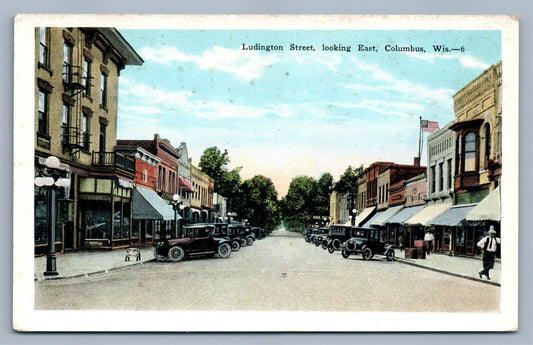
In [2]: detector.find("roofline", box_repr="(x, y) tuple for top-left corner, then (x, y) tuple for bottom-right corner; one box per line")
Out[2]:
(99, 28), (144, 66)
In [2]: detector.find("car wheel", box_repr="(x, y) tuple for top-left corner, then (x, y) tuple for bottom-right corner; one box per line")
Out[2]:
(362, 247), (373, 261)
(322, 242), (328, 250)
(341, 249), (350, 259)
(246, 237), (254, 246)
(332, 239), (341, 250)
(314, 240), (320, 247)
(217, 243), (231, 258)
(386, 249), (396, 261)
(153, 247), (167, 262)
(231, 240), (241, 251)
(240, 239), (247, 247)
(328, 246), (335, 254)
(168, 246), (185, 262)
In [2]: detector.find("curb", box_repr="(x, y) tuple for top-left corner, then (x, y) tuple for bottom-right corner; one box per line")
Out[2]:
(395, 258), (501, 287)
(34, 259), (155, 282)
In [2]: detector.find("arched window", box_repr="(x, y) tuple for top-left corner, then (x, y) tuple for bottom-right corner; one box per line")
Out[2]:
(464, 132), (476, 171)
(484, 124), (491, 161)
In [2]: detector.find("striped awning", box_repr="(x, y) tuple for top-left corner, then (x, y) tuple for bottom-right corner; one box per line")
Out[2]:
(132, 187), (179, 221)
(178, 176), (196, 192)
(361, 210), (386, 228)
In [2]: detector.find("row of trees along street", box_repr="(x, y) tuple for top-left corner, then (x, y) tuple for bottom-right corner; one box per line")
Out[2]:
(199, 146), (364, 233)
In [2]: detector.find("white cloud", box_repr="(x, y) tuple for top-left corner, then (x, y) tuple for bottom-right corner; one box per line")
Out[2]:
(346, 58), (455, 109)
(285, 51), (342, 73)
(121, 82), (194, 107)
(138, 46), (198, 64)
(120, 105), (164, 115)
(404, 52), (491, 70)
(139, 45), (279, 81)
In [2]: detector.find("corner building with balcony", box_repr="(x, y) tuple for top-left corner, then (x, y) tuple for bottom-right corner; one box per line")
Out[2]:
(34, 27), (143, 253)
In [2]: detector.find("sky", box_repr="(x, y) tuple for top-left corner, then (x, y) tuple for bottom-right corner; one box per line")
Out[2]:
(116, 29), (501, 198)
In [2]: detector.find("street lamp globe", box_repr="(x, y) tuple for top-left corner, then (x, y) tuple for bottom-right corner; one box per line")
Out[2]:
(172, 194), (181, 203)
(45, 156), (61, 169)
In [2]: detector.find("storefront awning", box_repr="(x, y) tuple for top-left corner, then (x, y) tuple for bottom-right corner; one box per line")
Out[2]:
(178, 176), (196, 193)
(132, 187), (180, 221)
(361, 210), (386, 228)
(404, 203), (452, 226)
(370, 205), (404, 226)
(354, 206), (376, 227)
(385, 205), (425, 225)
(427, 204), (476, 226)
(466, 186), (501, 221)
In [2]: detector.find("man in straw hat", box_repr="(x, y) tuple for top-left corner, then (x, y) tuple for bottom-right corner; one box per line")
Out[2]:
(476, 226), (500, 280)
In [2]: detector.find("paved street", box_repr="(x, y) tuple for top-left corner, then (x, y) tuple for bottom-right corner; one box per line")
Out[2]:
(35, 229), (500, 312)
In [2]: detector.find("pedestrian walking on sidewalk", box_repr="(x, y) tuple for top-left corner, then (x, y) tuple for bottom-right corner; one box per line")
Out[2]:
(477, 226), (500, 280)
(424, 230), (434, 255)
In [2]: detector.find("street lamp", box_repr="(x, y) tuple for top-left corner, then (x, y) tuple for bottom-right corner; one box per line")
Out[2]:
(34, 156), (70, 276)
(171, 194), (182, 237)
(351, 208), (357, 226)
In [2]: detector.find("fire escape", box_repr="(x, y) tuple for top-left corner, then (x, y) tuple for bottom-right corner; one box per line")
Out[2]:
(61, 56), (92, 158)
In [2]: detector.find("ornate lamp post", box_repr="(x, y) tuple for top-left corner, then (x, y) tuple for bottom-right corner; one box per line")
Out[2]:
(171, 194), (182, 237)
(34, 156), (70, 276)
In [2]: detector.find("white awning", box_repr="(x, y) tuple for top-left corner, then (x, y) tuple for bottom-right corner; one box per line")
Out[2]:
(466, 186), (501, 221)
(404, 202), (452, 226)
(355, 207), (376, 227)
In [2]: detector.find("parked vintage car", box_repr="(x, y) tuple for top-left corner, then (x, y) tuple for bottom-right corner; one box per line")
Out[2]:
(306, 228), (329, 246)
(322, 224), (353, 253)
(239, 225), (255, 246)
(341, 227), (396, 261)
(153, 223), (232, 262)
(227, 224), (245, 251)
(251, 227), (266, 240)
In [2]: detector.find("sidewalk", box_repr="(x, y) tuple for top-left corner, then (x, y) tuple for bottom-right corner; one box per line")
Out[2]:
(395, 251), (501, 286)
(34, 247), (155, 281)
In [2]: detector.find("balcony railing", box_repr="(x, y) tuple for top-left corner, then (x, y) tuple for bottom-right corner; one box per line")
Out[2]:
(92, 151), (135, 173)
(61, 126), (89, 154)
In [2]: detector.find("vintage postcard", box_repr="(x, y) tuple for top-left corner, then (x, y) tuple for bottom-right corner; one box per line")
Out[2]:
(13, 14), (519, 332)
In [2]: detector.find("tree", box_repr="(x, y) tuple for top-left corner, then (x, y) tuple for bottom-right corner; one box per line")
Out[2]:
(333, 165), (363, 193)
(239, 175), (280, 232)
(315, 172), (333, 216)
(198, 147), (229, 191)
(280, 176), (318, 230)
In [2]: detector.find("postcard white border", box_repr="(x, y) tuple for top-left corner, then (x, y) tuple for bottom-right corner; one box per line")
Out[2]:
(13, 14), (519, 332)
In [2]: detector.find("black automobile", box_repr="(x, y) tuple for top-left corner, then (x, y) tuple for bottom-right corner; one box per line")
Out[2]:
(341, 227), (395, 261)
(153, 223), (232, 262)
(238, 225), (255, 246)
(307, 228), (329, 246)
(251, 227), (266, 240)
(227, 224), (245, 251)
(322, 224), (352, 253)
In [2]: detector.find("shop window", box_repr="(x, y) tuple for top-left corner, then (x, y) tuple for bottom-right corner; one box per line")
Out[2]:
(464, 132), (476, 171)
(34, 188), (48, 245)
(122, 202), (131, 239)
(83, 201), (111, 240)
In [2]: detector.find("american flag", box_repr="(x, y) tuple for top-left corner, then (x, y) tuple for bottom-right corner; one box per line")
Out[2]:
(421, 119), (439, 132)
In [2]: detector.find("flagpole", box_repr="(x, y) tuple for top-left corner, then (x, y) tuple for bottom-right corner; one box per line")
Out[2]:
(418, 116), (422, 160)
